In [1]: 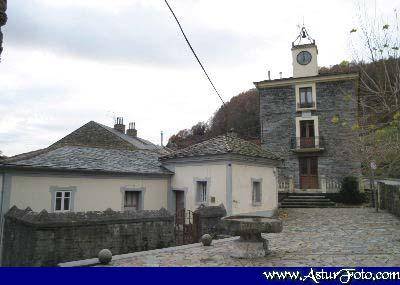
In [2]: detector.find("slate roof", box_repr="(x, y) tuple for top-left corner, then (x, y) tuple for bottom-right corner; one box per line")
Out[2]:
(96, 122), (164, 152)
(50, 121), (169, 154)
(1, 146), (173, 175)
(160, 133), (281, 161)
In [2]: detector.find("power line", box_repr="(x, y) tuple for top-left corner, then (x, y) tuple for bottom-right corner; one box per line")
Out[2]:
(163, 0), (225, 105)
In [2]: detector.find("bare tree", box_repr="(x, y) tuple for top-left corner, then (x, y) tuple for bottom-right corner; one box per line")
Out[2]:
(347, 7), (400, 178)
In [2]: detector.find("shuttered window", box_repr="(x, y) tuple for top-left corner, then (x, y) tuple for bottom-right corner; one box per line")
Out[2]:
(252, 180), (262, 205)
(196, 181), (207, 204)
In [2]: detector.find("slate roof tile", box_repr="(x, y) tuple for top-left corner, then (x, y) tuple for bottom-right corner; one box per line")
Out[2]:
(160, 133), (281, 161)
(2, 146), (173, 175)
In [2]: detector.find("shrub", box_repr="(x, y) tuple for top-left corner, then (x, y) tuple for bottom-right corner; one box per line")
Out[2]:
(339, 176), (366, 204)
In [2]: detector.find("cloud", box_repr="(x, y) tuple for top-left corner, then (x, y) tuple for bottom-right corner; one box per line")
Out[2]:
(4, 0), (262, 66)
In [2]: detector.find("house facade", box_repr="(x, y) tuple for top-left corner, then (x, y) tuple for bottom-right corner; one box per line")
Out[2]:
(255, 28), (361, 193)
(0, 120), (281, 221)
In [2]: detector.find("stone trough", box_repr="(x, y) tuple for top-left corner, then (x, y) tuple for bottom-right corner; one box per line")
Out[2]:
(222, 215), (282, 259)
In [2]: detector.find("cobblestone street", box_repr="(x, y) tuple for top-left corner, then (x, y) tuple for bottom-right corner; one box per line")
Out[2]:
(109, 208), (400, 267)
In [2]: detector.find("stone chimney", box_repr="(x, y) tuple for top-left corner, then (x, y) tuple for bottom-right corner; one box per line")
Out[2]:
(126, 122), (137, 138)
(114, 117), (125, 133)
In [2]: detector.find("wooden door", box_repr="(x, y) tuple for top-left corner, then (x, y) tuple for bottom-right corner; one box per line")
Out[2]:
(175, 191), (185, 224)
(299, 157), (319, 189)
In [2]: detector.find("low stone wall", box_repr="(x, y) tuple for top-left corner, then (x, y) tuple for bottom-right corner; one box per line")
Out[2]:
(2, 206), (174, 266)
(379, 183), (400, 217)
(194, 204), (227, 238)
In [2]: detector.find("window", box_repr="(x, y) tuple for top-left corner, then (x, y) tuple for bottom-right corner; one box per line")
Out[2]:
(252, 180), (262, 206)
(196, 181), (208, 204)
(50, 186), (76, 213)
(299, 87), (313, 108)
(124, 191), (140, 211)
(120, 187), (145, 211)
(55, 191), (71, 212)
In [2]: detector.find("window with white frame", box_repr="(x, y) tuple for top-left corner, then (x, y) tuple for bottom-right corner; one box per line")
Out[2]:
(196, 181), (208, 204)
(54, 191), (71, 212)
(296, 83), (316, 110)
(252, 181), (262, 205)
(299, 87), (313, 108)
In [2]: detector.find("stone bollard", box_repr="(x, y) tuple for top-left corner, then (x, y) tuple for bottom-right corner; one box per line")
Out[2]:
(98, 249), (112, 265)
(201, 234), (213, 246)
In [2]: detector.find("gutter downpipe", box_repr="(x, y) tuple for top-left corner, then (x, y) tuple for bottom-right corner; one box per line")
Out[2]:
(0, 171), (6, 266)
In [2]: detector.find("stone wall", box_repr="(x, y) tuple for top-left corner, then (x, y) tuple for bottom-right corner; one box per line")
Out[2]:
(194, 204), (227, 238)
(379, 183), (400, 217)
(2, 206), (174, 266)
(259, 79), (361, 189)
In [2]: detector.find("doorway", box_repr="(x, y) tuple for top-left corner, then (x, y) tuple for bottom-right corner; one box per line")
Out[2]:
(299, 156), (319, 189)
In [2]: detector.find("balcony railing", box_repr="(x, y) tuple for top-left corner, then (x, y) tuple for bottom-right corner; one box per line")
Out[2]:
(290, 136), (325, 151)
(297, 101), (316, 109)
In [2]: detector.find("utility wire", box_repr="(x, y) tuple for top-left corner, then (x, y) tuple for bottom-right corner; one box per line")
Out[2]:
(163, 0), (225, 105)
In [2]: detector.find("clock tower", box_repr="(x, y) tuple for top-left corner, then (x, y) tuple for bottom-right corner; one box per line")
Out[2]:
(292, 27), (318, 78)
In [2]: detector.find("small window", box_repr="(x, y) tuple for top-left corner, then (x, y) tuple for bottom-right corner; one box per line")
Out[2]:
(299, 87), (313, 108)
(196, 181), (207, 204)
(252, 181), (262, 205)
(54, 191), (71, 212)
(124, 191), (140, 211)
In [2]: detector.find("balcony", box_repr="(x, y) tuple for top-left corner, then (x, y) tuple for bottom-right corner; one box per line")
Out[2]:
(290, 137), (325, 153)
(297, 101), (316, 110)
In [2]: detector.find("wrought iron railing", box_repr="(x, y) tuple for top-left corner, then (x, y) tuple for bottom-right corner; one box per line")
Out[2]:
(290, 136), (325, 150)
(297, 101), (316, 109)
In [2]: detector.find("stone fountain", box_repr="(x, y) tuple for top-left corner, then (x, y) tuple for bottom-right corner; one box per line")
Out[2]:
(222, 215), (282, 259)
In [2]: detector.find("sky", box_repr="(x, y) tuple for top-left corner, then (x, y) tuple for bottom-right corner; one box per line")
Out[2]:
(0, 0), (398, 156)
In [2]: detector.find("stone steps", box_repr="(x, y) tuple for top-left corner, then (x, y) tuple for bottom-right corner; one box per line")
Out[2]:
(281, 194), (336, 208)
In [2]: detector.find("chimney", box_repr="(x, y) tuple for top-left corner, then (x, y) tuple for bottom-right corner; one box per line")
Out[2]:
(160, 131), (164, 147)
(126, 122), (137, 138)
(268, 70), (271, 80)
(114, 117), (125, 134)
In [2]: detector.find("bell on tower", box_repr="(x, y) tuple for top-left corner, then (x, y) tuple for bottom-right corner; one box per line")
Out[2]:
(291, 26), (318, 78)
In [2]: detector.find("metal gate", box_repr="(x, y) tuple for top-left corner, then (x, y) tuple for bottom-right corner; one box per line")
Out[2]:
(174, 209), (200, 245)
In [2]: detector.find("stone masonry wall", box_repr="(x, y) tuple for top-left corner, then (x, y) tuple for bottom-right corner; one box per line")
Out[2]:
(2, 206), (174, 266)
(259, 79), (361, 189)
(379, 183), (400, 217)
(194, 204), (227, 238)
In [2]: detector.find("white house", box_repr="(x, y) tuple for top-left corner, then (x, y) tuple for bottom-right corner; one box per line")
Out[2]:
(0, 119), (281, 220)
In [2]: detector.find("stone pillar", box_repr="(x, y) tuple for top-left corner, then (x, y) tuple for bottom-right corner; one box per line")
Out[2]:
(0, 0), (7, 58)
(289, 176), (295, 192)
(320, 175), (326, 193)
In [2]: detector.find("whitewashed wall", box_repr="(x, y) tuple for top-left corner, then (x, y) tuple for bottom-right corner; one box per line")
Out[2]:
(8, 174), (168, 212)
(168, 163), (227, 212)
(231, 163), (278, 215)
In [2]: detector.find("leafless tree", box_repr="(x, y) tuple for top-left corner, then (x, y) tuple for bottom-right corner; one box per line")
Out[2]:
(339, 6), (400, 180)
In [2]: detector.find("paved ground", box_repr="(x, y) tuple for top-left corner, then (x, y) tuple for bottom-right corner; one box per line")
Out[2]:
(110, 208), (400, 267)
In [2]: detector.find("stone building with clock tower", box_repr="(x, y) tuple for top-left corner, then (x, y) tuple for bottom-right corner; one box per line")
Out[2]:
(255, 27), (361, 194)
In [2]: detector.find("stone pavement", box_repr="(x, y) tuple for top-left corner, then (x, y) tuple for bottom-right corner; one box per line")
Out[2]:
(109, 208), (400, 267)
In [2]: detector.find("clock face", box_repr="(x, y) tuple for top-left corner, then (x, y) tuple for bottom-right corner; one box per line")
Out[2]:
(297, 51), (312, 65)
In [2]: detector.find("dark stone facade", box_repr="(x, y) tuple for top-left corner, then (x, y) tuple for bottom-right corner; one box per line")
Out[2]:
(51, 121), (137, 151)
(259, 78), (361, 189)
(379, 183), (400, 217)
(2, 207), (174, 266)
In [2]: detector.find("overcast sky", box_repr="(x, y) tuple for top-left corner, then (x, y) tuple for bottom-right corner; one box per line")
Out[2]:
(0, 0), (397, 156)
